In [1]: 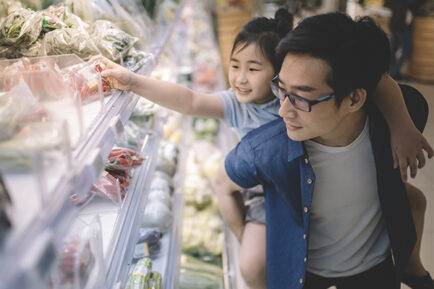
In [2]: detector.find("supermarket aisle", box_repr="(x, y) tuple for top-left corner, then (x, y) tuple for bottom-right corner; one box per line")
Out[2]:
(400, 81), (434, 289)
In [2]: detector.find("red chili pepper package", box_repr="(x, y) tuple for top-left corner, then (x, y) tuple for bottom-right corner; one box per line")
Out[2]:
(106, 169), (131, 199)
(62, 63), (102, 104)
(90, 170), (123, 203)
(106, 148), (144, 172)
(90, 60), (113, 95)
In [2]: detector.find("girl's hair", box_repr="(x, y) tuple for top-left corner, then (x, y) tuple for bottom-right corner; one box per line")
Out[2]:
(231, 8), (294, 72)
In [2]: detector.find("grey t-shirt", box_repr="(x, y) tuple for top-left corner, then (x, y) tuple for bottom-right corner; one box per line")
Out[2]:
(304, 119), (390, 277)
(218, 89), (280, 139)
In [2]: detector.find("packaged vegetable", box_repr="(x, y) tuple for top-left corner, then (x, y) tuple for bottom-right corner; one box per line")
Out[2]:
(1, 57), (70, 101)
(124, 49), (153, 72)
(90, 170), (122, 203)
(90, 59), (113, 94)
(129, 98), (156, 129)
(0, 82), (39, 141)
(126, 257), (152, 289)
(62, 62), (103, 103)
(51, 217), (103, 289)
(19, 40), (45, 57)
(152, 171), (173, 190)
(43, 28), (100, 60)
(127, 258), (162, 289)
(105, 168), (130, 198)
(44, 3), (89, 32)
(142, 200), (172, 232)
(0, 121), (62, 170)
(133, 229), (163, 259)
(117, 121), (147, 151)
(155, 141), (179, 177)
(106, 148), (144, 172)
(90, 20), (138, 62)
(0, 8), (43, 46)
(149, 176), (172, 196)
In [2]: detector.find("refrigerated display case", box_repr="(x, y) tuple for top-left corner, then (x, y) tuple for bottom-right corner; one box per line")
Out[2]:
(0, 0), (251, 288)
(0, 1), (187, 288)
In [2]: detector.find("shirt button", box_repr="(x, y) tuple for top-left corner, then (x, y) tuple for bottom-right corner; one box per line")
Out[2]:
(307, 178), (312, 184)
(303, 234), (306, 239)
(304, 207), (308, 213)
(304, 158), (309, 164)
(299, 278), (303, 284)
(304, 257), (307, 262)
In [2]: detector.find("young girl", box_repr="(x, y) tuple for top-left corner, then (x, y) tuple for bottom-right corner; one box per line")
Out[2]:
(91, 9), (433, 289)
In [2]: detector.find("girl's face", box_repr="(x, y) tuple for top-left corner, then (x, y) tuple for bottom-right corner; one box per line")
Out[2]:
(228, 43), (276, 104)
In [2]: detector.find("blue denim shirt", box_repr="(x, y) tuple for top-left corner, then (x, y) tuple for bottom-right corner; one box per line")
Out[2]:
(225, 105), (419, 289)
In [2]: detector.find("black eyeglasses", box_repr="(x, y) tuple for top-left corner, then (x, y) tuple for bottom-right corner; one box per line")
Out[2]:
(270, 75), (335, 112)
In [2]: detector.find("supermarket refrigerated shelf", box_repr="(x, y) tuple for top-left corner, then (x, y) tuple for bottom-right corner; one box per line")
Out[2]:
(104, 132), (160, 289)
(0, 1), (186, 288)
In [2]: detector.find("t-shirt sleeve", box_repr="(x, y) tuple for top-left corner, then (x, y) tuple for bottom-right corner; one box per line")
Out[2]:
(218, 89), (239, 128)
(224, 140), (260, 189)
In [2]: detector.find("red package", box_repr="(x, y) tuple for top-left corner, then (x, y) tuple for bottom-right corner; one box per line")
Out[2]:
(58, 236), (95, 287)
(90, 171), (123, 203)
(91, 60), (112, 94)
(106, 148), (144, 172)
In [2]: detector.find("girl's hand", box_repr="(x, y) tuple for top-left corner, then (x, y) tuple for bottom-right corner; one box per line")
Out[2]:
(89, 55), (136, 91)
(391, 124), (433, 182)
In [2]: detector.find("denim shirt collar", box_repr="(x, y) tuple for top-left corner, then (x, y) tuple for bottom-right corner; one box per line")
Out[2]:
(287, 136), (305, 162)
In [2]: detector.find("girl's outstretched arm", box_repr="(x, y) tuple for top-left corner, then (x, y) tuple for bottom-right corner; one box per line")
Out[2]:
(373, 74), (433, 181)
(91, 55), (225, 119)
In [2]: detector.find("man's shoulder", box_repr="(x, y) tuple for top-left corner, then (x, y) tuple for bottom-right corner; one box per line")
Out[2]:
(241, 119), (288, 149)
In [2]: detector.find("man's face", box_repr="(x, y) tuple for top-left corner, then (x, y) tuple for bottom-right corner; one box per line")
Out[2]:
(228, 43), (275, 105)
(278, 53), (359, 146)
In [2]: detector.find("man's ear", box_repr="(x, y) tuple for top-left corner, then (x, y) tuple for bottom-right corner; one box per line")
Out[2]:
(347, 88), (366, 112)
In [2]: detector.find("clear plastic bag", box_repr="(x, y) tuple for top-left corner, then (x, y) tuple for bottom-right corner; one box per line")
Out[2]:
(90, 20), (138, 62)
(61, 62), (103, 104)
(129, 98), (156, 129)
(133, 228), (163, 260)
(90, 170), (123, 203)
(117, 121), (147, 151)
(106, 148), (144, 173)
(155, 141), (179, 177)
(43, 28), (100, 60)
(0, 82), (39, 141)
(0, 121), (63, 170)
(50, 216), (104, 289)
(44, 3), (89, 32)
(0, 8), (43, 46)
(124, 49), (153, 72)
(148, 188), (172, 210)
(142, 200), (172, 232)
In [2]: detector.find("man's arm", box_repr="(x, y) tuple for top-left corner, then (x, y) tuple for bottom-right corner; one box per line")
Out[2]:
(373, 74), (433, 181)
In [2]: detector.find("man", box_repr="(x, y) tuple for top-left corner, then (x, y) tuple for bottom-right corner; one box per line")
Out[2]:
(215, 13), (426, 289)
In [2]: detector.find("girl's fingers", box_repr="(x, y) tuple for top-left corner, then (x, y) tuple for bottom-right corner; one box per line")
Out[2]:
(422, 140), (434, 158)
(392, 149), (399, 169)
(417, 151), (426, 169)
(408, 156), (418, 179)
(398, 157), (408, 182)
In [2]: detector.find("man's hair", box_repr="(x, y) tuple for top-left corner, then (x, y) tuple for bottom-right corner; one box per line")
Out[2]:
(231, 8), (294, 73)
(276, 13), (390, 107)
